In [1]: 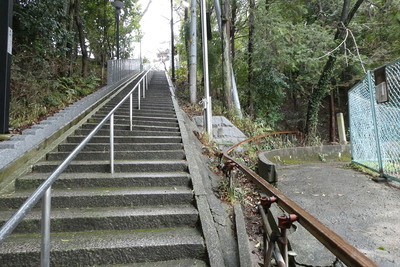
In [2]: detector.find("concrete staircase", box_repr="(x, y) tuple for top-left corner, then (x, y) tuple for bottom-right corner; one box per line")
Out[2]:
(0, 72), (208, 266)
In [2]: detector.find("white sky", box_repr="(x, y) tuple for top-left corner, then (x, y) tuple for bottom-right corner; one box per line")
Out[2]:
(135, 0), (176, 62)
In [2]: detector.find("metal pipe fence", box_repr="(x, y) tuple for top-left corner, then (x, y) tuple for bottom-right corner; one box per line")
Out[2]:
(107, 59), (142, 85)
(0, 69), (153, 266)
(349, 58), (400, 182)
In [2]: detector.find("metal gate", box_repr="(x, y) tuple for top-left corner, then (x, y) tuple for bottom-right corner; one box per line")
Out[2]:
(348, 58), (400, 182)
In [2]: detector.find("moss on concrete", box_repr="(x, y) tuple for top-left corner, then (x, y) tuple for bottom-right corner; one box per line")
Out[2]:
(268, 151), (351, 165)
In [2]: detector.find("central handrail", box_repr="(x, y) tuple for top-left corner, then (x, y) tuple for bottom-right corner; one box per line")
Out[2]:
(0, 69), (153, 267)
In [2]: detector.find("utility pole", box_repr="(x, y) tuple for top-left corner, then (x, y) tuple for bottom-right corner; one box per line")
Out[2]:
(200, 0), (212, 135)
(0, 0), (13, 134)
(189, 0), (197, 104)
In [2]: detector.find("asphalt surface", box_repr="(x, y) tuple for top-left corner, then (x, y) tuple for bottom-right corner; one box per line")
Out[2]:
(275, 162), (400, 267)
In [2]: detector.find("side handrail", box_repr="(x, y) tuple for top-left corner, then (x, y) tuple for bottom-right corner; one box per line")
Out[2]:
(221, 132), (378, 267)
(0, 69), (153, 267)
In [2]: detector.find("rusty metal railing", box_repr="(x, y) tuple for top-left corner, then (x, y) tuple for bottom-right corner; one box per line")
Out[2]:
(221, 132), (378, 267)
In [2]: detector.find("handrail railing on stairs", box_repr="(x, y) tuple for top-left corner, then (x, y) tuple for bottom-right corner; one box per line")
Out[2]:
(0, 69), (153, 267)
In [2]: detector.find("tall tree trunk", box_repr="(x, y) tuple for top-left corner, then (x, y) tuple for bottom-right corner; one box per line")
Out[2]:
(305, 0), (364, 143)
(221, 0), (233, 110)
(74, 0), (88, 77)
(329, 90), (336, 143)
(59, 1), (70, 77)
(66, 0), (76, 77)
(247, 0), (255, 118)
(230, 0), (237, 60)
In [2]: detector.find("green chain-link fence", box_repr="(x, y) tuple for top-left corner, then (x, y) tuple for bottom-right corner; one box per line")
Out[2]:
(349, 58), (400, 182)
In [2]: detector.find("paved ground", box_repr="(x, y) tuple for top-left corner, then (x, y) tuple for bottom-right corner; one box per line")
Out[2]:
(275, 162), (400, 267)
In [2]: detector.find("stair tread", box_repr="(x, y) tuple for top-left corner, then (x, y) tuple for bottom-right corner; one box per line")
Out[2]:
(47, 150), (185, 160)
(49, 150), (184, 154)
(74, 130), (181, 136)
(92, 115), (177, 121)
(0, 205), (198, 220)
(82, 123), (179, 129)
(99, 259), (208, 267)
(18, 172), (190, 180)
(58, 142), (183, 146)
(0, 227), (204, 253)
(1, 186), (192, 199)
(35, 159), (187, 165)
(16, 172), (191, 190)
(68, 136), (182, 139)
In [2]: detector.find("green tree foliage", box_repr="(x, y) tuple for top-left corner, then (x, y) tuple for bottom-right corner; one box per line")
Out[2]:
(10, 0), (142, 128)
(177, 0), (400, 141)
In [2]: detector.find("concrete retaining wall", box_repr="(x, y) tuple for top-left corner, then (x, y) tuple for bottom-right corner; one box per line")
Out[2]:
(258, 145), (351, 183)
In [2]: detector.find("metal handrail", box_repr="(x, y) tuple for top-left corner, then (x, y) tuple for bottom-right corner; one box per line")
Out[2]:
(221, 132), (378, 267)
(0, 69), (153, 266)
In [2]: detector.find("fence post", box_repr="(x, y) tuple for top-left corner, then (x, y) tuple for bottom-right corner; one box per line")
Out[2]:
(367, 70), (384, 174)
(336, 113), (347, 145)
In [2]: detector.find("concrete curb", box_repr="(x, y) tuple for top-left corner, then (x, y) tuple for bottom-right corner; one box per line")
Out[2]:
(258, 144), (351, 183)
(167, 74), (226, 267)
(233, 203), (252, 267)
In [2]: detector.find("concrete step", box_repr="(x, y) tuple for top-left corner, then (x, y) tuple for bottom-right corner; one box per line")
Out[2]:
(91, 114), (178, 123)
(96, 110), (176, 118)
(74, 128), (181, 137)
(32, 160), (188, 173)
(101, 107), (176, 116)
(57, 143), (183, 152)
(98, 259), (208, 267)
(46, 150), (186, 161)
(0, 227), (206, 266)
(103, 102), (175, 110)
(0, 186), (194, 209)
(80, 123), (180, 132)
(15, 172), (191, 190)
(103, 101), (175, 107)
(66, 136), (182, 144)
(0, 205), (198, 233)
(87, 118), (179, 127)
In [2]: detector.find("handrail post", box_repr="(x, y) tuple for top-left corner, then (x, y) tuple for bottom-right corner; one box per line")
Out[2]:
(129, 93), (133, 131)
(41, 186), (51, 267)
(278, 214), (297, 265)
(138, 83), (141, 110)
(142, 78), (146, 98)
(110, 114), (114, 173)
